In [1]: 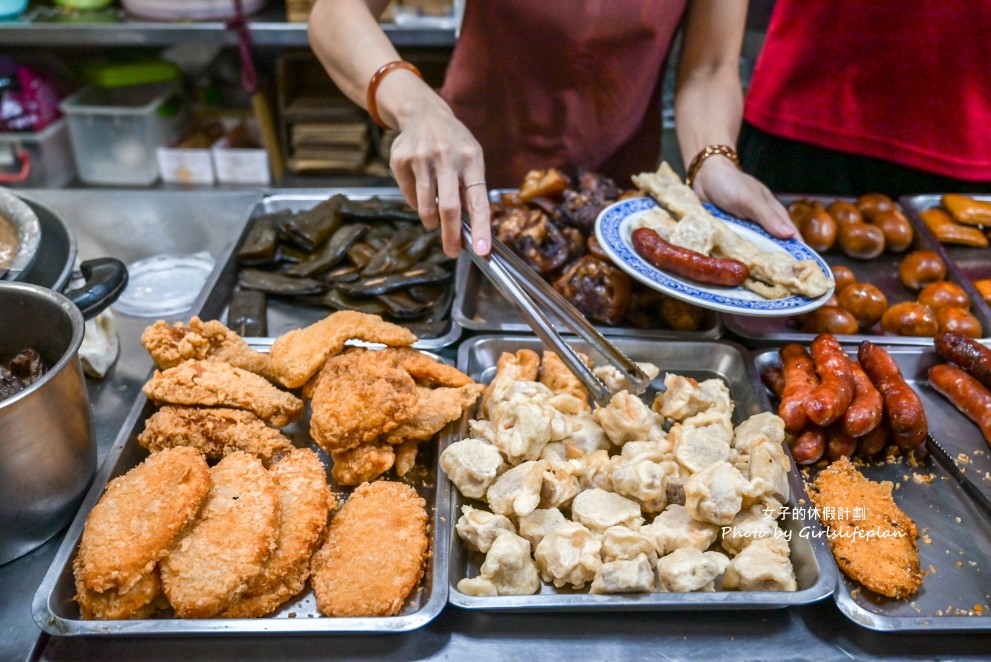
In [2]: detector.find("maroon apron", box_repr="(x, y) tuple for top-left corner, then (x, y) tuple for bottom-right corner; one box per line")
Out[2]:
(440, 0), (688, 187)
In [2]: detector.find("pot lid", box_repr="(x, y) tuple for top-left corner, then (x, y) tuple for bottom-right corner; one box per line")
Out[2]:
(113, 251), (215, 317)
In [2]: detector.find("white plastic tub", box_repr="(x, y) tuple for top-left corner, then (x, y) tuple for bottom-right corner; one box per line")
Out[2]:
(156, 145), (215, 185)
(60, 83), (186, 186)
(0, 120), (75, 188)
(121, 0), (266, 20)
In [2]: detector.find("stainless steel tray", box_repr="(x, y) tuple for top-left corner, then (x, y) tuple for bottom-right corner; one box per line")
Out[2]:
(724, 195), (991, 346)
(32, 341), (450, 635)
(442, 336), (836, 611)
(753, 346), (991, 631)
(451, 253), (723, 339)
(202, 189), (461, 351)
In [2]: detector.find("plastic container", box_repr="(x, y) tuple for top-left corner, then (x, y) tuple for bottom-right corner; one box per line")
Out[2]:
(114, 252), (215, 317)
(156, 144), (215, 185)
(0, 120), (76, 188)
(60, 83), (186, 186)
(121, 0), (267, 20)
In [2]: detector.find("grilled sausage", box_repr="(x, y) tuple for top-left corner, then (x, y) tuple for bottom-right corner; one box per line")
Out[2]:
(934, 331), (991, 391)
(855, 422), (890, 456)
(805, 333), (855, 427)
(791, 427), (827, 465)
(858, 341), (928, 450)
(842, 361), (884, 437)
(631, 228), (749, 287)
(928, 363), (991, 446)
(779, 343), (820, 434)
(826, 426), (858, 460)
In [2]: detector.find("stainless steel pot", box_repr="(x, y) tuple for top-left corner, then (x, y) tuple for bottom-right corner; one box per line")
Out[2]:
(0, 282), (95, 565)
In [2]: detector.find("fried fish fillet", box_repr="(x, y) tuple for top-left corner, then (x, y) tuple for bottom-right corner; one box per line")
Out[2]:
(539, 350), (592, 411)
(75, 447), (210, 594)
(141, 316), (273, 379)
(383, 383), (485, 444)
(143, 360), (303, 427)
(331, 444), (396, 486)
(310, 351), (418, 453)
(310, 481), (429, 617)
(75, 569), (167, 620)
(222, 449), (334, 618)
(161, 452), (280, 618)
(137, 406), (295, 466)
(810, 457), (923, 599)
(480, 349), (540, 416)
(269, 311), (418, 389)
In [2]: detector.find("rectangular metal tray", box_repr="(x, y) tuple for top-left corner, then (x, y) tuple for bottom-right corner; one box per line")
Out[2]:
(32, 341), (450, 635)
(753, 346), (991, 631)
(202, 189), (461, 351)
(451, 253), (723, 339)
(724, 195), (991, 346)
(442, 336), (836, 611)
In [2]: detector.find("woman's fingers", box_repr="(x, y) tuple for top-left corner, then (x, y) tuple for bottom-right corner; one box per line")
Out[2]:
(460, 152), (491, 255)
(410, 156), (439, 230)
(436, 167), (463, 258)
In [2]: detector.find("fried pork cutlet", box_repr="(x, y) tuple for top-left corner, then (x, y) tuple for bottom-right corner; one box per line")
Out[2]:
(810, 457), (924, 599)
(143, 360), (303, 427)
(75, 447), (210, 595)
(376, 347), (475, 388)
(383, 383), (485, 444)
(141, 316), (273, 379)
(161, 452), (280, 618)
(309, 351), (418, 453)
(75, 569), (168, 620)
(331, 444), (396, 486)
(269, 311), (418, 389)
(137, 406), (295, 466)
(310, 481), (429, 617)
(222, 449), (334, 618)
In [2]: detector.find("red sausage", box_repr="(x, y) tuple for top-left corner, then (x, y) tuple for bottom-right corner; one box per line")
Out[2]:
(805, 333), (855, 427)
(856, 422), (890, 456)
(632, 228), (749, 287)
(826, 425), (858, 461)
(842, 361), (884, 437)
(929, 363), (991, 447)
(858, 341), (928, 450)
(779, 343), (820, 435)
(934, 332), (991, 391)
(791, 427), (827, 465)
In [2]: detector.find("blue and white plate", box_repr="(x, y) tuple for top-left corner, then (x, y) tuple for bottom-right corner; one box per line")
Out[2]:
(594, 196), (834, 317)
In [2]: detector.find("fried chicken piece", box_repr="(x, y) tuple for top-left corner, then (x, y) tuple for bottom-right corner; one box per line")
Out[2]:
(383, 383), (484, 444)
(310, 481), (429, 617)
(137, 406), (294, 466)
(269, 311), (418, 389)
(310, 352), (418, 453)
(161, 452), (280, 618)
(539, 350), (592, 411)
(222, 449), (333, 618)
(75, 569), (168, 620)
(331, 444), (396, 486)
(75, 447), (210, 594)
(143, 360), (303, 427)
(394, 439), (420, 477)
(480, 349), (540, 417)
(810, 457), (923, 599)
(141, 316), (273, 379)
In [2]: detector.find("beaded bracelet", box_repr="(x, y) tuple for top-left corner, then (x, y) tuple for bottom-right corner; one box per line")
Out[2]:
(684, 144), (742, 187)
(366, 60), (424, 129)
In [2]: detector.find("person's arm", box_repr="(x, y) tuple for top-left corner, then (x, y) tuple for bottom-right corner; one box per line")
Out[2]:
(307, 0), (490, 256)
(674, 0), (794, 238)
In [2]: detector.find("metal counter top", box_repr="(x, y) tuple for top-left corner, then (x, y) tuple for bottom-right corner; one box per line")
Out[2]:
(2, 189), (990, 662)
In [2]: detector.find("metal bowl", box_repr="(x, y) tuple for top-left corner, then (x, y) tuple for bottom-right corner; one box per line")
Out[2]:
(0, 187), (42, 278)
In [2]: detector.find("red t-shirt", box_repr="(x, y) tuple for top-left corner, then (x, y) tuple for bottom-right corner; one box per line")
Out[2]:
(744, 0), (991, 181)
(440, 0), (687, 187)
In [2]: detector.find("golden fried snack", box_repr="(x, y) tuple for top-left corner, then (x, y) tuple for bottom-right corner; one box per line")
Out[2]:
(143, 360), (303, 427)
(331, 444), (396, 486)
(141, 316), (273, 379)
(394, 439), (420, 477)
(942, 193), (991, 226)
(310, 352), (419, 453)
(480, 349), (540, 416)
(161, 452), (280, 618)
(269, 311), (417, 389)
(383, 383), (485, 444)
(810, 457), (923, 599)
(222, 449), (333, 618)
(539, 350), (592, 410)
(75, 570), (167, 621)
(75, 447), (210, 595)
(919, 208), (988, 247)
(137, 406), (294, 466)
(310, 481), (429, 617)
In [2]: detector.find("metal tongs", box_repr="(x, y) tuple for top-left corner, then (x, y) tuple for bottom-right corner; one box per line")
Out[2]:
(925, 434), (991, 528)
(461, 215), (650, 406)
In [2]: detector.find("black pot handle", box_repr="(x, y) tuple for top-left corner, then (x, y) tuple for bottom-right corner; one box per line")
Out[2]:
(63, 258), (129, 320)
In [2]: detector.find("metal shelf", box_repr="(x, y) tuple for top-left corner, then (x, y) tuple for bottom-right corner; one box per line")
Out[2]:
(0, 3), (456, 48)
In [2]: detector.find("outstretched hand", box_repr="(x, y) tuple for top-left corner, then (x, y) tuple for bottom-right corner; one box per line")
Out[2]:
(691, 156), (796, 239)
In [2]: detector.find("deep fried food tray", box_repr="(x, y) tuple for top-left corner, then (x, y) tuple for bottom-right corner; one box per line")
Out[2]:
(202, 189), (461, 350)
(31, 341), (449, 635)
(724, 195), (991, 345)
(753, 346), (991, 631)
(442, 336), (836, 611)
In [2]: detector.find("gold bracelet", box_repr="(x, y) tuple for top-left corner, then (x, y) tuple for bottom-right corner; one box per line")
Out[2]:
(684, 144), (742, 187)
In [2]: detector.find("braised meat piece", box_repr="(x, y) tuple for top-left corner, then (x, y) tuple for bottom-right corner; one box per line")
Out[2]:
(494, 208), (573, 275)
(553, 255), (632, 326)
